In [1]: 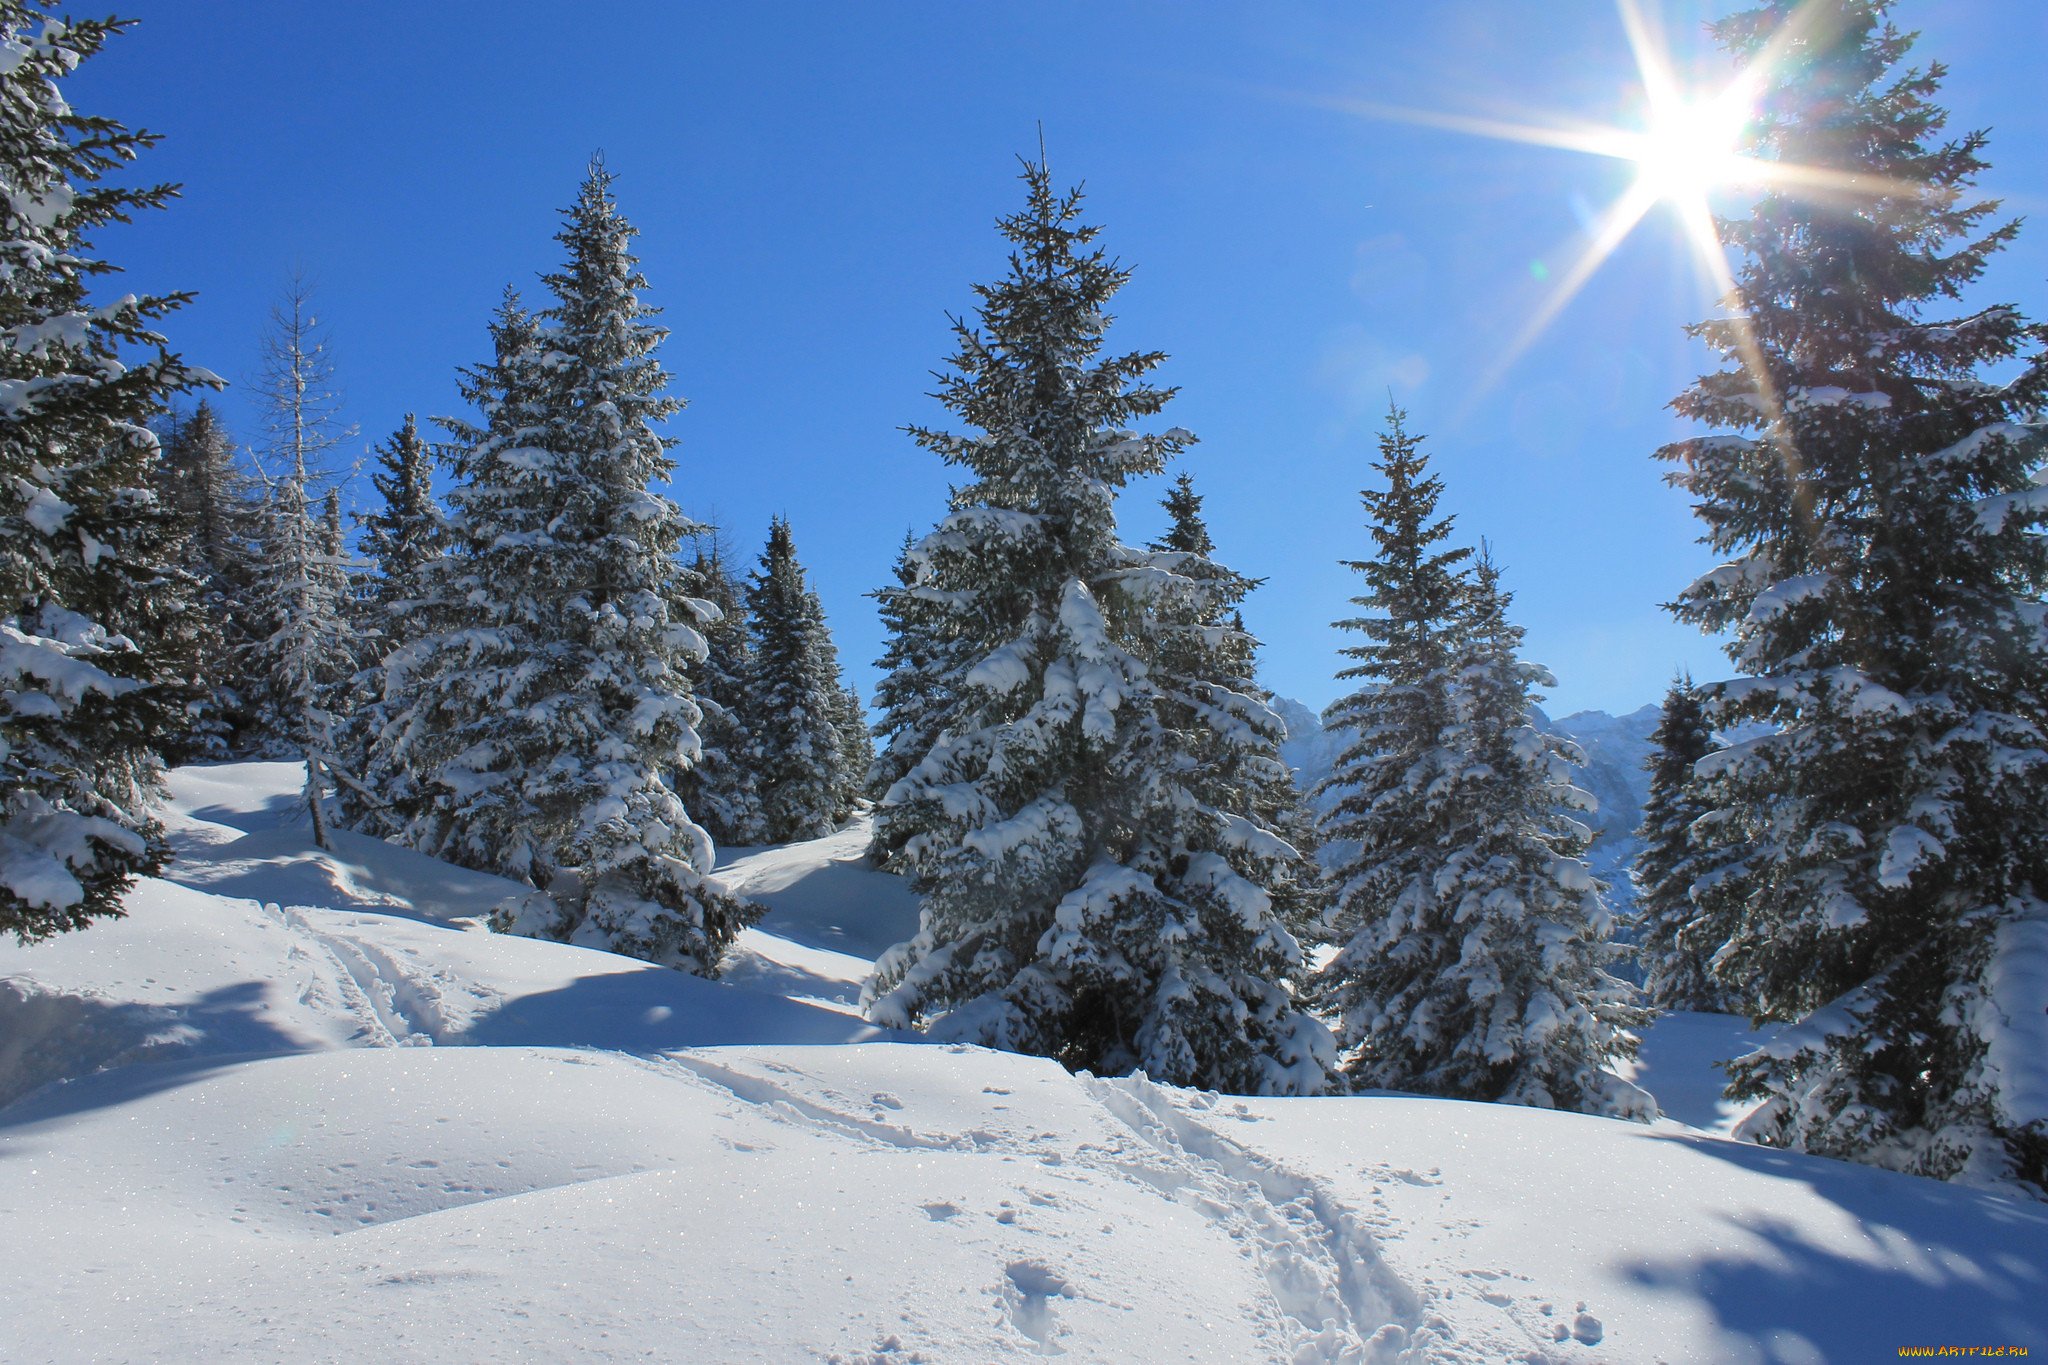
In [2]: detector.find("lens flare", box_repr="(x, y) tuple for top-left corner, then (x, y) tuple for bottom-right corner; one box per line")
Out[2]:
(1308, 0), (1892, 413)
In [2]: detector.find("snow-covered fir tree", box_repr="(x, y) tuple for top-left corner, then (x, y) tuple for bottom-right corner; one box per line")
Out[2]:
(1438, 551), (1647, 1113)
(674, 542), (767, 848)
(1630, 673), (1727, 1011)
(372, 294), (551, 864)
(0, 5), (208, 941)
(244, 277), (355, 847)
(832, 683), (874, 818)
(154, 401), (260, 758)
(1146, 471), (1325, 941)
(867, 530), (963, 869)
(745, 516), (861, 841)
(104, 445), (213, 775)
(1311, 418), (1648, 1116)
(355, 414), (440, 632)
(1308, 410), (1468, 1077)
(336, 414), (441, 832)
(1662, 1), (2048, 1193)
(387, 164), (753, 974)
(865, 162), (1331, 1094)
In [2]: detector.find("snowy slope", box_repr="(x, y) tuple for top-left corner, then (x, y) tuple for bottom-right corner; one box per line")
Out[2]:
(3, 762), (2043, 1362)
(715, 822), (923, 1016)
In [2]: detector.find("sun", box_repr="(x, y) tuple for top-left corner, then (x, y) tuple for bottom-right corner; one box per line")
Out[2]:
(1309, 0), (1798, 401)
(1628, 87), (1753, 204)
(1311, 0), (1904, 410)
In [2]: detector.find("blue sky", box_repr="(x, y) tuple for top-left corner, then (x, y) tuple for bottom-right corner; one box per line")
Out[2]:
(73, 1), (2048, 717)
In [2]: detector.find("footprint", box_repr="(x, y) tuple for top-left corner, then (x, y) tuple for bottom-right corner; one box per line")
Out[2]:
(1003, 1261), (1074, 1354)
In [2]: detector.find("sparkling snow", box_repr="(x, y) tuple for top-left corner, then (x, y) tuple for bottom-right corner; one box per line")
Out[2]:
(2, 762), (2042, 1361)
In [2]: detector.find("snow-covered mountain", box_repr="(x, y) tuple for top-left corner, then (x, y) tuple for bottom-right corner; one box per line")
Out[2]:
(4, 762), (2042, 1361)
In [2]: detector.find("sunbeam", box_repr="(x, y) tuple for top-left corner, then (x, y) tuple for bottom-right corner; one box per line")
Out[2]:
(1317, 0), (1904, 417)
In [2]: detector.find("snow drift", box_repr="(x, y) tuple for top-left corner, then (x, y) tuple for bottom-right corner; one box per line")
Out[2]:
(2, 762), (2041, 1362)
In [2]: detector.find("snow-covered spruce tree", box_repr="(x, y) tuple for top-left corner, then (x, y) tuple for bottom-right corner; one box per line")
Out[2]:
(154, 401), (260, 758)
(1630, 672), (1728, 1011)
(244, 276), (355, 846)
(318, 490), (348, 594)
(1146, 470), (1325, 942)
(1430, 550), (1648, 1112)
(1308, 410), (1469, 1080)
(355, 414), (440, 633)
(394, 165), (754, 973)
(746, 516), (861, 840)
(1310, 419), (1649, 1115)
(1663, 2), (2048, 1192)
(373, 294), (552, 866)
(97, 436), (212, 774)
(674, 543), (767, 847)
(0, 5), (209, 941)
(867, 529), (964, 869)
(833, 683), (874, 818)
(865, 161), (1331, 1094)
(335, 414), (440, 833)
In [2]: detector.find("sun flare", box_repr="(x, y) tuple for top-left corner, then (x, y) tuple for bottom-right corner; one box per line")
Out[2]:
(1314, 0), (1833, 406)
(1628, 89), (1753, 203)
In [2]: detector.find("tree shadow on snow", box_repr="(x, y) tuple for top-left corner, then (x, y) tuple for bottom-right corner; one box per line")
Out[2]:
(173, 786), (307, 835)
(1620, 1131), (2048, 1360)
(463, 968), (906, 1053)
(718, 951), (865, 1010)
(0, 980), (311, 1129)
(160, 827), (526, 926)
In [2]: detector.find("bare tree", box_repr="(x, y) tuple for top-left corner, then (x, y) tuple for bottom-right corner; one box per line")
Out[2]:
(246, 271), (357, 847)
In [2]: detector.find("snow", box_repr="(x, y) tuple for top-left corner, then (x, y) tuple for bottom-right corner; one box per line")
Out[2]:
(964, 638), (1034, 695)
(1975, 481), (2048, 534)
(1615, 1009), (1773, 1136)
(1788, 385), (1893, 410)
(1983, 913), (2048, 1129)
(1744, 572), (1833, 624)
(3, 761), (2043, 1360)
(716, 820), (922, 1014)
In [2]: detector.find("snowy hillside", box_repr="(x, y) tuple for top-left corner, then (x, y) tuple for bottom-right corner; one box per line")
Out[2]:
(3, 763), (2043, 1362)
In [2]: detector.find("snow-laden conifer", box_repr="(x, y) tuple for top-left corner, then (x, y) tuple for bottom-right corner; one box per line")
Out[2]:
(1146, 471), (1325, 944)
(675, 544), (767, 848)
(746, 516), (862, 841)
(1311, 420), (1648, 1116)
(1308, 410), (1468, 1063)
(865, 162), (1331, 1094)
(154, 402), (259, 758)
(389, 164), (753, 974)
(1426, 552), (1648, 1113)
(1663, 2), (2048, 1193)
(867, 530), (963, 869)
(0, 4), (208, 940)
(1630, 673), (1727, 1011)
(832, 683), (874, 819)
(376, 295), (551, 866)
(336, 414), (441, 833)
(357, 416), (439, 613)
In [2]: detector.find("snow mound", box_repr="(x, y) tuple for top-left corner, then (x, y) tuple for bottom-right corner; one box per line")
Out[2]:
(2, 759), (2042, 1362)
(3, 1044), (1434, 1363)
